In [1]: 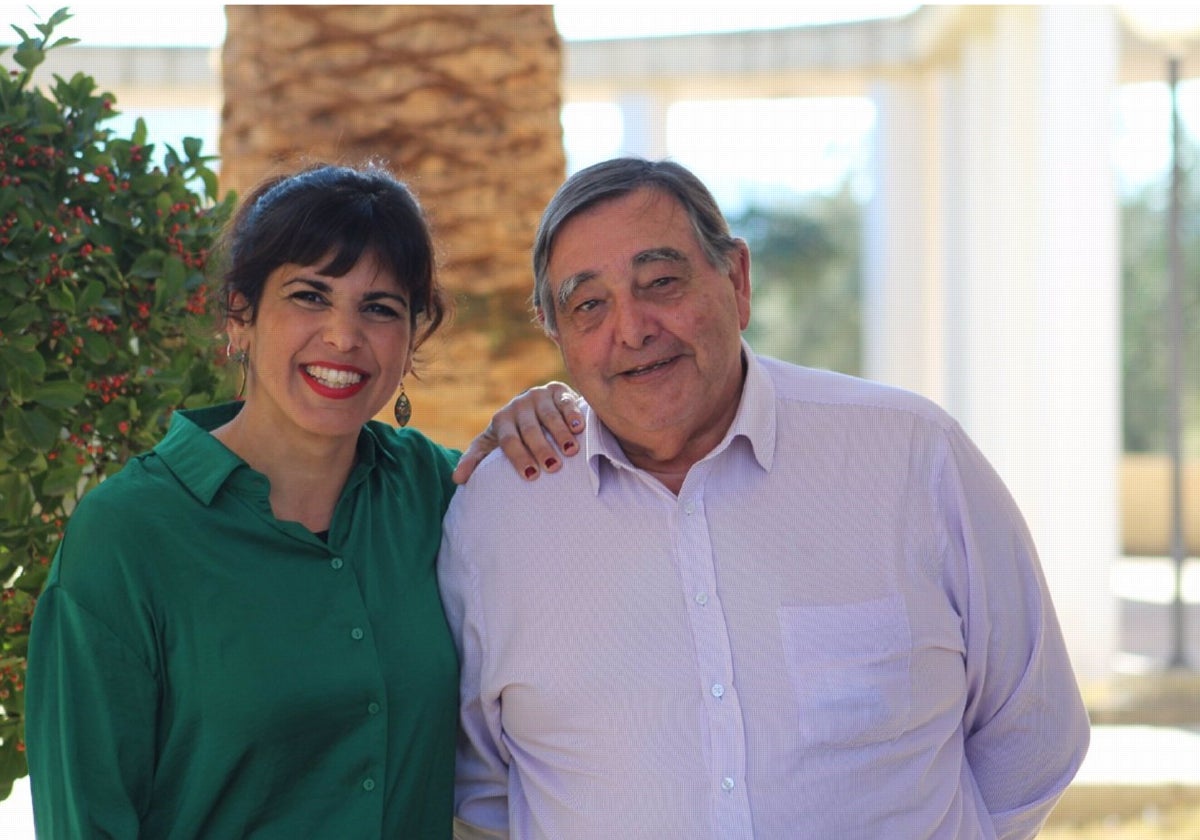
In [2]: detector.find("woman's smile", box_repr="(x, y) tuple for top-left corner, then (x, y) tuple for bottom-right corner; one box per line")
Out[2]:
(301, 362), (370, 398)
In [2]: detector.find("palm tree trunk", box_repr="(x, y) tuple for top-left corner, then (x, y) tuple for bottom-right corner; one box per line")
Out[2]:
(221, 5), (566, 447)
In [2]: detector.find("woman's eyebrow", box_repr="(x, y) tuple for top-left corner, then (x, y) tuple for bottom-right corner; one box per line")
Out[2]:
(363, 290), (410, 307)
(281, 276), (332, 292)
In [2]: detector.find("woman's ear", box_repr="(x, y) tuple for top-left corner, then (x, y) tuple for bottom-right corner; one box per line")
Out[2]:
(403, 335), (415, 378)
(230, 290), (255, 324)
(224, 292), (252, 349)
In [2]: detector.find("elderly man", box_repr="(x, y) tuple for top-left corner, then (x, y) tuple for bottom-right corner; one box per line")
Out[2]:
(438, 157), (1089, 840)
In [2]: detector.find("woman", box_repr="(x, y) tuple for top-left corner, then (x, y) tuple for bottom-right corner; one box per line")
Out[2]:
(26, 163), (579, 838)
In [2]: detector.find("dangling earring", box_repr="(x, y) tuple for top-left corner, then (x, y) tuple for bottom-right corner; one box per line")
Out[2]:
(393, 383), (412, 427)
(227, 341), (249, 400)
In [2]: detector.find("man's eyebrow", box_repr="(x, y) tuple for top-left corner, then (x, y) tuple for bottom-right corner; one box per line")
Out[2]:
(632, 247), (687, 266)
(556, 270), (596, 310)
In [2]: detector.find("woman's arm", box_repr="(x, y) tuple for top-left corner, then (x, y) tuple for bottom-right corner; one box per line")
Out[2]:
(452, 381), (585, 484)
(26, 577), (158, 838)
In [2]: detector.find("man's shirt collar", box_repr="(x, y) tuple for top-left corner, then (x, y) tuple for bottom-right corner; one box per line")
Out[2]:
(582, 339), (776, 494)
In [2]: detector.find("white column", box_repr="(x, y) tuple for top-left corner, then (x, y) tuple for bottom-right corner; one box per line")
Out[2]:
(943, 7), (1119, 679)
(871, 8), (1118, 679)
(864, 75), (939, 400)
(1031, 5), (1121, 680)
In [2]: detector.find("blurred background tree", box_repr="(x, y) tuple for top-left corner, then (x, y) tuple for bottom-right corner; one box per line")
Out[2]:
(1120, 135), (1199, 456)
(220, 5), (567, 448)
(0, 8), (233, 798)
(735, 183), (862, 377)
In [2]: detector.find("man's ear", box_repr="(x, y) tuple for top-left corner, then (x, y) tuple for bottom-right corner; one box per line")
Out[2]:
(729, 239), (752, 331)
(536, 308), (562, 348)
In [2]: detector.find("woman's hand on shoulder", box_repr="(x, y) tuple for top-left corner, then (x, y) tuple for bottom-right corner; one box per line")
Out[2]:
(451, 381), (585, 485)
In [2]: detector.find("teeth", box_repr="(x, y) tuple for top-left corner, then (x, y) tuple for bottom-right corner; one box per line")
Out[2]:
(306, 365), (363, 388)
(627, 359), (668, 376)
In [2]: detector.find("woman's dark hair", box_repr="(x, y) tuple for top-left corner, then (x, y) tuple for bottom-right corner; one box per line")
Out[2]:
(218, 162), (449, 351)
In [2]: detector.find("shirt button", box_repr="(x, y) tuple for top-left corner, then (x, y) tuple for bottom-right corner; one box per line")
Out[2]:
(368, 702), (381, 715)
(721, 777), (735, 792)
(350, 627), (364, 640)
(362, 778), (376, 792)
(695, 592), (709, 606)
(330, 557), (344, 570)
(683, 500), (697, 515)
(711, 683), (725, 699)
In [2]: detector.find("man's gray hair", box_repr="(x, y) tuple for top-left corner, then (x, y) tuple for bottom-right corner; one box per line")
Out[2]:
(532, 158), (740, 333)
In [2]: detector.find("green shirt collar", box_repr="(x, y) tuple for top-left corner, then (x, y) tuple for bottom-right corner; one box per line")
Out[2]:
(155, 403), (395, 507)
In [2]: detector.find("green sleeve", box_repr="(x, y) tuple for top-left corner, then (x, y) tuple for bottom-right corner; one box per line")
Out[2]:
(437, 443), (462, 508)
(26, 579), (159, 838)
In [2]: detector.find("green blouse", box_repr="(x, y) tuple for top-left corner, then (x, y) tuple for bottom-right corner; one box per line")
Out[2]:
(27, 403), (461, 839)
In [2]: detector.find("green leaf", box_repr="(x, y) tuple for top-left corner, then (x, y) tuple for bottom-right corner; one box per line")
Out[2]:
(47, 7), (75, 29)
(76, 280), (105, 311)
(0, 473), (34, 523)
(0, 189), (18, 217)
(129, 249), (164, 278)
(40, 464), (82, 496)
(2, 303), (41, 334)
(80, 332), (113, 364)
(0, 735), (27, 793)
(155, 388), (184, 408)
(3, 448), (39, 470)
(12, 44), (44, 72)
(0, 345), (46, 383)
(6, 406), (58, 451)
(32, 380), (85, 410)
(130, 174), (164, 196)
(182, 136), (203, 161)
(198, 166), (219, 202)
(156, 255), (186, 309)
(46, 284), (76, 313)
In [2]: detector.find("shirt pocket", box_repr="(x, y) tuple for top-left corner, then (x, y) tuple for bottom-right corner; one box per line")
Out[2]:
(777, 595), (912, 747)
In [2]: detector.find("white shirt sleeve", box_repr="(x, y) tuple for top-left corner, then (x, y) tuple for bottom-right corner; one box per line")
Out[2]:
(941, 423), (1091, 840)
(438, 490), (512, 836)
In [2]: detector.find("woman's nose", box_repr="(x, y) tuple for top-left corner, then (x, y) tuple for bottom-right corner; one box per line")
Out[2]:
(322, 311), (364, 351)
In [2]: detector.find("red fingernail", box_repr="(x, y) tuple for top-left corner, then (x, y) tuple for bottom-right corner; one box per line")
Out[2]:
(563, 441), (577, 454)
(524, 466), (538, 479)
(544, 458), (558, 469)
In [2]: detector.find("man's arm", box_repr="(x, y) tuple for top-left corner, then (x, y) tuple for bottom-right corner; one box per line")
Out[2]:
(453, 817), (508, 840)
(943, 425), (1090, 840)
(437, 495), (513, 836)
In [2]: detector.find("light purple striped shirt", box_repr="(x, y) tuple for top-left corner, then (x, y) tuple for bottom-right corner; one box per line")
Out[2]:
(438, 347), (1089, 840)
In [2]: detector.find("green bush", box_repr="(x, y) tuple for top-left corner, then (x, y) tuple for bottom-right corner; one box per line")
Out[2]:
(0, 8), (234, 798)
